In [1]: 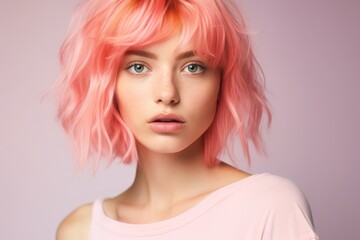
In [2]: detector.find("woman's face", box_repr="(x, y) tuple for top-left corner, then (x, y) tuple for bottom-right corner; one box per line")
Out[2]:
(116, 34), (220, 155)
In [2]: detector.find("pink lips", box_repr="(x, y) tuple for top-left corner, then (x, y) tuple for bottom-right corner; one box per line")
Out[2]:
(148, 113), (185, 133)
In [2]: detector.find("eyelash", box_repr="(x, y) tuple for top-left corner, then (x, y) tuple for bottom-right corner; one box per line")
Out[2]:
(182, 62), (207, 75)
(125, 62), (207, 75)
(126, 63), (150, 75)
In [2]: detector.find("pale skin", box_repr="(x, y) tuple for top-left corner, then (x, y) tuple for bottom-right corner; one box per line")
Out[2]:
(56, 34), (251, 240)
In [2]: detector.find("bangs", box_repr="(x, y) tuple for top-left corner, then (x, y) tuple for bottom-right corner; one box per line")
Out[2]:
(102, 0), (227, 68)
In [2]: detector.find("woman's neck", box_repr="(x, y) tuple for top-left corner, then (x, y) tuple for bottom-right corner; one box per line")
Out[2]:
(127, 138), (216, 211)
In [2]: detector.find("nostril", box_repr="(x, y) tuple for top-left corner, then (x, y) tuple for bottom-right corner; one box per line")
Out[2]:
(153, 77), (180, 104)
(155, 93), (180, 105)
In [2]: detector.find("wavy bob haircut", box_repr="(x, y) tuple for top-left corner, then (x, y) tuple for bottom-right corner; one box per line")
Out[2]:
(55, 0), (271, 170)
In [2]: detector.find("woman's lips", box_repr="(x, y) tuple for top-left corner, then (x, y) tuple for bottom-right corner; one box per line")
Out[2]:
(148, 113), (185, 133)
(149, 121), (184, 133)
(148, 113), (185, 123)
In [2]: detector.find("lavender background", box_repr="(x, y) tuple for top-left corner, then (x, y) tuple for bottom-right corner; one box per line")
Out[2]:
(1, 0), (359, 239)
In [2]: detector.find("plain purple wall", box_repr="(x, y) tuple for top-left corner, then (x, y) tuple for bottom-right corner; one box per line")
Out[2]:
(1, 0), (359, 239)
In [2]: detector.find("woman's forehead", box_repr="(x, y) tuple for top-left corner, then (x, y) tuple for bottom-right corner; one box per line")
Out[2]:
(122, 34), (212, 64)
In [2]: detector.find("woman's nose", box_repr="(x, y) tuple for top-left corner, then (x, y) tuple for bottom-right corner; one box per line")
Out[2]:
(153, 72), (180, 105)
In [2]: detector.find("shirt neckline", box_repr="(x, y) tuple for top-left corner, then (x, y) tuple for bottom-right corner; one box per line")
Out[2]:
(97, 173), (270, 236)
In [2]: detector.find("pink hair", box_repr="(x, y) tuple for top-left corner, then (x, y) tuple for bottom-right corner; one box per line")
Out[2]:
(55, 0), (271, 170)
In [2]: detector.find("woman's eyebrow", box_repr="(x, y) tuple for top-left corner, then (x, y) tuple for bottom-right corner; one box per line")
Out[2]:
(176, 50), (195, 60)
(124, 50), (196, 60)
(125, 50), (157, 59)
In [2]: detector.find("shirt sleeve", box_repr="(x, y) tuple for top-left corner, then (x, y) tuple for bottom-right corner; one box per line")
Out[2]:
(260, 176), (320, 240)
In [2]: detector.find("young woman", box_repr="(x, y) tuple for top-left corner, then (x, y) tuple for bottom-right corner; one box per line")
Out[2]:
(55, 0), (319, 239)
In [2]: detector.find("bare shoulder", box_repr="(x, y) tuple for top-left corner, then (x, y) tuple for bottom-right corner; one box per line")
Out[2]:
(56, 203), (92, 240)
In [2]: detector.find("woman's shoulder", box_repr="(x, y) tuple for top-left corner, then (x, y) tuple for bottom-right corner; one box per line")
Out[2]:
(249, 174), (317, 237)
(212, 164), (312, 211)
(216, 164), (308, 201)
(56, 203), (93, 240)
(228, 172), (315, 226)
(251, 173), (310, 204)
(224, 172), (317, 234)
(223, 172), (310, 208)
(214, 164), (305, 199)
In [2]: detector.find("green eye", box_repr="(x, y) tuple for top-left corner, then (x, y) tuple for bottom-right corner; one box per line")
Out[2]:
(184, 63), (205, 74)
(128, 64), (149, 74)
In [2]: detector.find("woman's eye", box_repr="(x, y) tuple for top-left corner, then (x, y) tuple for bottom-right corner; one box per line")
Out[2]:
(183, 63), (205, 74)
(127, 64), (149, 74)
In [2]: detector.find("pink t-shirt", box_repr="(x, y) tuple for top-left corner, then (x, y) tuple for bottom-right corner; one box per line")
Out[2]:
(88, 173), (319, 239)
